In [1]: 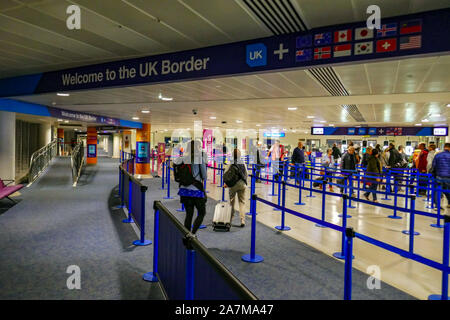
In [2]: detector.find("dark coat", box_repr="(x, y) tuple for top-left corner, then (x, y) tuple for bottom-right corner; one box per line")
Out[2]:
(291, 147), (305, 164)
(365, 155), (382, 182)
(341, 152), (356, 172)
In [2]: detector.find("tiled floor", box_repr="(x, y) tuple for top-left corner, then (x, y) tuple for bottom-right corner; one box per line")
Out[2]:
(203, 170), (449, 300)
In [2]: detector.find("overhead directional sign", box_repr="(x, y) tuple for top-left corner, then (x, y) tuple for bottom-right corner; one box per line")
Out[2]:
(311, 126), (448, 136)
(0, 9), (449, 97)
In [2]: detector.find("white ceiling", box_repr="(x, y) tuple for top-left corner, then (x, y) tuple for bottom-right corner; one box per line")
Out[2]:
(2, 0), (450, 132)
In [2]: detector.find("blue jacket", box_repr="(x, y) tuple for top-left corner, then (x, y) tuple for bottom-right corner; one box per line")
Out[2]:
(432, 150), (450, 178)
(291, 147), (305, 164)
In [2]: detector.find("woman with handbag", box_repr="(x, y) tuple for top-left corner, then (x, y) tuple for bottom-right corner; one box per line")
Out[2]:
(364, 148), (382, 202)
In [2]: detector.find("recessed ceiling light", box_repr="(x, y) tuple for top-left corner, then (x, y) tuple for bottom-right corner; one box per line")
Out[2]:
(141, 110), (150, 114)
(447, 103), (450, 107)
(57, 119), (63, 122)
(158, 93), (173, 101)
(421, 119), (429, 122)
(132, 117), (139, 120)
(288, 107), (297, 111)
(256, 124), (261, 127)
(236, 120), (242, 123)
(415, 123), (422, 126)
(57, 93), (70, 97)
(307, 116), (315, 119)
(319, 120), (326, 123)
(64, 120), (69, 123)
(210, 116), (216, 120)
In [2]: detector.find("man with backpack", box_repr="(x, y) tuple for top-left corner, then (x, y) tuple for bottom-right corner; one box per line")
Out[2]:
(332, 143), (342, 163)
(173, 140), (207, 235)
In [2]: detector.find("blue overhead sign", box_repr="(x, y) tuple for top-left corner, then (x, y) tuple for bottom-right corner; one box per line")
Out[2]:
(0, 9), (449, 97)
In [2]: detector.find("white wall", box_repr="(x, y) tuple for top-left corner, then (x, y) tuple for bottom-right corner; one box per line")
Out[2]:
(39, 123), (52, 147)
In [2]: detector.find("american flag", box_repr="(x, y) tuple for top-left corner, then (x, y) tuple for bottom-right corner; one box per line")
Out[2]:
(399, 35), (421, 49)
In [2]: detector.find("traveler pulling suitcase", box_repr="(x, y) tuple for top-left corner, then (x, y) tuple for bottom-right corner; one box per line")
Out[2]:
(213, 201), (232, 232)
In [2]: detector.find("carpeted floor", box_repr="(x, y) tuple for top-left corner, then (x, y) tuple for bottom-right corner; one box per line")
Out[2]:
(0, 157), (163, 300)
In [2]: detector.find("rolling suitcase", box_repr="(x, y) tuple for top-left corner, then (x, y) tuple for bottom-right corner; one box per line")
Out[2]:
(213, 201), (232, 231)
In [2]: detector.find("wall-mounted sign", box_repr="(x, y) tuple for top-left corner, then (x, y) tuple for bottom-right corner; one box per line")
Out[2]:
(433, 127), (448, 136)
(311, 126), (448, 136)
(264, 132), (286, 138)
(136, 141), (149, 163)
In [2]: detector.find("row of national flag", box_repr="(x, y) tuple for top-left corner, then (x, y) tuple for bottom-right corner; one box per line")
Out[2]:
(296, 36), (422, 62)
(296, 19), (422, 47)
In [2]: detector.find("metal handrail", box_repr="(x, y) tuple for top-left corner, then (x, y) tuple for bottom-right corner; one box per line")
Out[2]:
(71, 143), (85, 187)
(27, 139), (58, 185)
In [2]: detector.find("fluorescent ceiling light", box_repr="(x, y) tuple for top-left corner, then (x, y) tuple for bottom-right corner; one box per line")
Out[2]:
(132, 117), (139, 120)
(57, 93), (70, 97)
(236, 120), (242, 123)
(158, 93), (173, 101)
(141, 110), (150, 114)
(421, 119), (429, 122)
(64, 120), (69, 123)
(288, 107), (297, 111)
(319, 120), (326, 123)
(415, 123), (422, 126)
(57, 119), (63, 122)
(329, 124), (335, 126)
(307, 116), (315, 119)
(256, 124), (261, 127)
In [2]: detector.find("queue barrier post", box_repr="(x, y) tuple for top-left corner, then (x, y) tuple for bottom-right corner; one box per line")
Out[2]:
(247, 166), (257, 216)
(315, 180), (327, 228)
(275, 181), (291, 231)
(164, 162), (174, 200)
(242, 194), (264, 263)
(177, 203), (185, 212)
(348, 174), (356, 209)
(161, 161), (165, 190)
(431, 182), (444, 229)
(295, 165), (305, 206)
(133, 185), (152, 246)
(333, 195), (354, 260)
(382, 172), (391, 200)
(307, 167), (315, 198)
(115, 168), (125, 209)
(274, 173), (282, 211)
(122, 178), (134, 223)
(144, 208), (160, 282)
(344, 227), (355, 300)
(217, 163), (224, 188)
(428, 215), (450, 300)
(388, 179), (402, 219)
(402, 196), (420, 244)
(269, 161), (277, 196)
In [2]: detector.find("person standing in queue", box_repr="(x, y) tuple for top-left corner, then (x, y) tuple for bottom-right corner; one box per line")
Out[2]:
(339, 146), (357, 196)
(363, 148), (382, 203)
(431, 143), (450, 209)
(321, 148), (335, 192)
(332, 143), (342, 164)
(416, 143), (429, 195)
(173, 139), (207, 235)
(224, 148), (248, 227)
(291, 141), (305, 180)
(267, 140), (282, 180)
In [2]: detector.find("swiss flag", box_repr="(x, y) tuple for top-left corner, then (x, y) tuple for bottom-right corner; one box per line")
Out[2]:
(334, 29), (352, 43)
(376, 38), (397, 52)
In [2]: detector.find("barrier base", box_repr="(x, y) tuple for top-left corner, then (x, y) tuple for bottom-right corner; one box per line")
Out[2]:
(295, 202), (306, 205)
(315, 223), (327, 228)
(163, 196), (175, 199)
(430, 223), (444, 228)
(133, 239), (152, 246)
(388, 215), (402, 219)
(348, 205), (357, 209)
(143, 272), (159, 283)
(402, 230), (420, 236)
(332, 252), (355, 260)
(338, 214), (352, 218)
(241, 254), (264, 263)
(122, 218), (134, 223)
(428, 294), (449, 300)
(275, 226), (291, 231)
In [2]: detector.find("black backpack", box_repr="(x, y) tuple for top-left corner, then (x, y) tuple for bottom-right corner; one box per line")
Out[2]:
(174, 162), (195, 186)
(224, 164), (241, 188)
